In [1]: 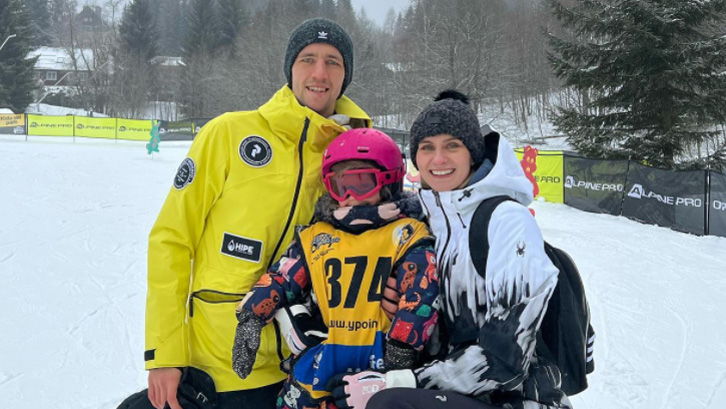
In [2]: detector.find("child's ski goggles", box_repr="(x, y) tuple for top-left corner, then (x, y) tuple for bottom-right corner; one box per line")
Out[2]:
(323, 168), (398, 202)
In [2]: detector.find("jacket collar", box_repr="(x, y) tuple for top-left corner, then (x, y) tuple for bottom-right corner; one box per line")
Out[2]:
(258, 86), (371, 151)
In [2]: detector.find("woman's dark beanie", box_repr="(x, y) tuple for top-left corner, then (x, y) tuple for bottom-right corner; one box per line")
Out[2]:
(409, 90), (485, 169)
(284, 18), (354, 98)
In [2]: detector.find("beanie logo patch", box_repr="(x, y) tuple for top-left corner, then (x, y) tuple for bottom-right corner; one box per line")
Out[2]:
(317, 31), (328, 39)
(239, 135), (273, 167)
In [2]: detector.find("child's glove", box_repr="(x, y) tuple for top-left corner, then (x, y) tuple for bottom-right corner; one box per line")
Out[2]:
(326, 370), (416, 409)
(232, 309), (265, 379)
(274, 305), (328, 356)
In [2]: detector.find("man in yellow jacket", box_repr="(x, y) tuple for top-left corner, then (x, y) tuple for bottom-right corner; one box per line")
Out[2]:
(118, 18), (371, 409)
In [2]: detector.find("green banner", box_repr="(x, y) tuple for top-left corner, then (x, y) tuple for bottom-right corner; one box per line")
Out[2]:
(117, 118), (153, 141)
(75, 117), (117, 139)
(27, 114), (74, 137)
(515, 148), (564, 204)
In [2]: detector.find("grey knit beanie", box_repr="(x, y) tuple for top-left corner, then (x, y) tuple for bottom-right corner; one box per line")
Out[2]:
(409, 90), (485, 169)
(284, 18), (354, 98)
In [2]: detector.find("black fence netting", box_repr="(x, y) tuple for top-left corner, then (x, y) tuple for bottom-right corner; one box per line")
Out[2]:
(564, 155), (628, 215)
(621, 162), (707, 235)
(709, 171), (726, 237)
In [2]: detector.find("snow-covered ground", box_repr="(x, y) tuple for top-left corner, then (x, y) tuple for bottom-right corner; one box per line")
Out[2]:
(1, 135), (725, 409)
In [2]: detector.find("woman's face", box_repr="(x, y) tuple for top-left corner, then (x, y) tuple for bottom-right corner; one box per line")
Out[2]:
(416, 134), (472, 192)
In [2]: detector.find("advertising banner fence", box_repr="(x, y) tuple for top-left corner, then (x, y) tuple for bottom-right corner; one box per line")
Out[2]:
(159, 120), (194, 140)
(74, 117), (117, 139)
(709, 171), (726, 238)
(0, 114), (25, 135)
(564, 156), (628, 215)
(515, 148), (564, 203)
(117, 119), (153, 141)
(621, 162), (707, 235)
(27, 114), (74, 137)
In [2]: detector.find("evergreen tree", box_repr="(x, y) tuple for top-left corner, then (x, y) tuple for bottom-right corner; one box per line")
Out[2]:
(293, 0), (320, 17)
(119, 0), (158, 61)
(183, 0), (220, 58)
(320, 0), (336, 20)
(337, 0), (355, 24)
(48, 0), (76, 46)
(152, 0), (189, 56)
(23, 0), (52, 46)
(0, 0), (38, 112)
(217, 0), (245, 54)
(548, 0), (726, 169)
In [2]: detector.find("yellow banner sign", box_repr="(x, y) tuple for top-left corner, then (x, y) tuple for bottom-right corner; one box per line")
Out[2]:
(515, 147), (564, 204)
(117, 119), (153, 141)
(0, 114), (25, 128)
(27, 114), (74, 137)
(75, 117), (117, 139)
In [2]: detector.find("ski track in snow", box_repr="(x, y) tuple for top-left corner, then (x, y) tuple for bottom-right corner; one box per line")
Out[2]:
(2, 136), (726, 409)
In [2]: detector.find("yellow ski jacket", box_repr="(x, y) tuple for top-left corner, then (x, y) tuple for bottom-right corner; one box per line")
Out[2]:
(145, 85), (370, 392)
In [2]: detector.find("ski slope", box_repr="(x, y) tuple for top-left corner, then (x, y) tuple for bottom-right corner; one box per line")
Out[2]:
(1, 136), (725, 409)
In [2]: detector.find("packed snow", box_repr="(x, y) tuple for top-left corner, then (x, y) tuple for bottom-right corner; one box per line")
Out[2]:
(1, 135), (725, 409)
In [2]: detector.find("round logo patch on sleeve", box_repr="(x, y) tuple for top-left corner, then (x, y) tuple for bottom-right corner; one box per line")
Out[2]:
(173, 157), (196, 190)
(239, 136), (272, 167)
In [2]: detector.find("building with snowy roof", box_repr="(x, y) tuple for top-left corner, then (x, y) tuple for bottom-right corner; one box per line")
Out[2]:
(27, 47), (95, 87)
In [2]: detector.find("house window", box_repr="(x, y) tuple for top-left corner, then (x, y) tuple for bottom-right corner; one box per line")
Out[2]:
(46, 71), (57, 81)
(77, 72), (89, 81)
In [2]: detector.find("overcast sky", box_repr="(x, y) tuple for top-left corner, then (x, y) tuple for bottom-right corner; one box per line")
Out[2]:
(350, 0), (412, 26)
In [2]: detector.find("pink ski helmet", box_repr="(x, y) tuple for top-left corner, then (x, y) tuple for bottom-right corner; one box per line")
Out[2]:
(322, 128), (405, 199)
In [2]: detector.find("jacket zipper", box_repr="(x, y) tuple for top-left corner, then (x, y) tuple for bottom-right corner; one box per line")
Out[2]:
(267, 118), (310, 270)
(434, 191), (453, 260)
(456, 213), (467, 229)
(188, 289), (246, 317)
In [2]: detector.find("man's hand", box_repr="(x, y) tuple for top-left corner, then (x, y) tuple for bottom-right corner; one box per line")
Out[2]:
(326, 370), (417, 409)
(148, 367), (183, 409)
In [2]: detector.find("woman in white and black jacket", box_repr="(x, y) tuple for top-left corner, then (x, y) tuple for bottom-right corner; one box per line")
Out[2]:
(327, 90), (572, 409)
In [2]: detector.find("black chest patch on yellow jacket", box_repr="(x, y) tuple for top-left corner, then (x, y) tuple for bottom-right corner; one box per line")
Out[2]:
(221, 232), (263, 262)
(239, 135), (272, 167)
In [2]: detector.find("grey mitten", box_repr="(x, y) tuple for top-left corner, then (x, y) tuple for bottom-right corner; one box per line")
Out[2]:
(232, 309), (265, 379)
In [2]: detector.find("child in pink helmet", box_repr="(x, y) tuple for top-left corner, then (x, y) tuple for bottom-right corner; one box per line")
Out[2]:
(232, 128), (440, 409)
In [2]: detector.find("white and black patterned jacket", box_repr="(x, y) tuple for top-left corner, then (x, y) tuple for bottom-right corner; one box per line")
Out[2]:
(415, 132), (572, 409)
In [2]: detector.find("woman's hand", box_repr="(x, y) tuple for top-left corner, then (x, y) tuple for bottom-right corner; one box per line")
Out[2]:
(326, 370), (417, 409)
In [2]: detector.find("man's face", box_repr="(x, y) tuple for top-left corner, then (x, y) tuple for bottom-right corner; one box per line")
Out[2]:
(291, 43), (345, 118)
